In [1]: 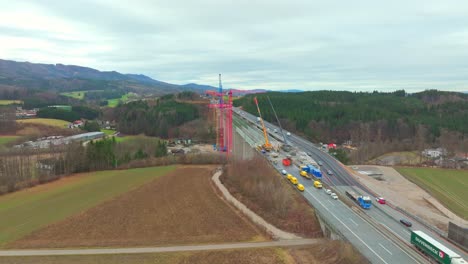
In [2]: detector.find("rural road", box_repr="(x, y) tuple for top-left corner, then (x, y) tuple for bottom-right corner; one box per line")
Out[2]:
(0, 239), (320, 257)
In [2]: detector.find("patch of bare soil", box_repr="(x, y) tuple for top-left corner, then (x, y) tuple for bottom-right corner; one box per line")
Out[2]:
(0, 248), (288, 264)
(288, 240), (370, 264)
(9, 166), (267, 248)
(349, 165), (466, 231)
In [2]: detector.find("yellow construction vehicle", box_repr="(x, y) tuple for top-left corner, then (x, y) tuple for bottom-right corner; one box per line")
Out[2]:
(253, 97), (272, 151)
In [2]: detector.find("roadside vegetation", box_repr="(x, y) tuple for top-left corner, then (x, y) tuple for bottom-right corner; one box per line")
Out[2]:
(221, 156), (322, 237)
(288, 240), (370, 264)
(0, 165), (175, 247)
(396, 167), (468, 220)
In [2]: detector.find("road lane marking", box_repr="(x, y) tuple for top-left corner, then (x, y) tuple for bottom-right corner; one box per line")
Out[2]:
(349, 208), (421, 264)
(379, 243), (393, 255)
(349, 218), (358, 226)
(327, 200), (334, 206)
(305, 190), (389, 264)
(381, 223), (410, 239)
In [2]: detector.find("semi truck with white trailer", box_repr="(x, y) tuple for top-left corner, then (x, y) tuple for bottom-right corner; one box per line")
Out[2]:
(345, 190), (372, 209)
(411, 230), (466, 264)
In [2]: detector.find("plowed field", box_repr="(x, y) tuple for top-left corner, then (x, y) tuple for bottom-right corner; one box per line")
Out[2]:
(9, 166), (266, 248)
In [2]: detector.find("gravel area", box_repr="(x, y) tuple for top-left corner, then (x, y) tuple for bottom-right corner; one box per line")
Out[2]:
(350, 165), (468, 231)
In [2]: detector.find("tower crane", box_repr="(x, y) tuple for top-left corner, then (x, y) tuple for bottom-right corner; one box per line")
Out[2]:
(253, 97), (272, 151)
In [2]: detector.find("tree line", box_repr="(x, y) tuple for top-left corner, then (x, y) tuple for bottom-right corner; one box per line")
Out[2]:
(37, 105), (100, 122)
(0, 136), (168, 195)
(115, 96), (199, 138)
(234, 90), (468, 162)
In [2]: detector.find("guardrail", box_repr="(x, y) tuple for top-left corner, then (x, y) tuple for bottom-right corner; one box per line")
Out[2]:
(352, 207), (431, 264)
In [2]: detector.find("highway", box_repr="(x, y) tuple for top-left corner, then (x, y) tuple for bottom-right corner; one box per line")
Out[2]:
(233, 108), (468, 263)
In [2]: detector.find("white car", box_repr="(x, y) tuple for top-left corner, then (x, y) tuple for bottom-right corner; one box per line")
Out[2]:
(325, 189), (332, 195)
(286, 132), (291, 136)
(331, 193), (338, 200)
(281, 169), (287, 175)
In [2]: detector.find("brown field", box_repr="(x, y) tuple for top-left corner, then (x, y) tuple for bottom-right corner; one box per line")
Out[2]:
(288, 241), (370, 264)
(9, 166), (267, 248)
(0, 248), (288, 264)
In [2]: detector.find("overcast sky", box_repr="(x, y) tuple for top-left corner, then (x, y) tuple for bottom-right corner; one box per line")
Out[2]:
(1, 0), (467, 92)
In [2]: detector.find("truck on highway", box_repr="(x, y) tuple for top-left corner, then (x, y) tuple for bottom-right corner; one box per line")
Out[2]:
(411, 230), (466, 264)
(345, 190), (372, 209)
(300, 165), (322, 179)
(313, 180), (322, 189)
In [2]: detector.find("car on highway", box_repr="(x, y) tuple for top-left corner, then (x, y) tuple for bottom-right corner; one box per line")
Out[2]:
(326, 170), (333, 175)
(286, 132), (291, 136)
(281, 169), (287, 175)
(290, 177), (298, 185)
(286, 174), (293, 180)
(325, 189), (332, 195)
(318, 161), (323, 166)
(274, 128), (277, 133)
(331, 193), (338, 200)
(376, 197), (386, 204)
(297, 184), (305, 192)
(400, 219), (412, 227)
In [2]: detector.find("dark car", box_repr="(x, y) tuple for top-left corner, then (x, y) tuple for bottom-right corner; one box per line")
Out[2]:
(400, 219), (412, 227)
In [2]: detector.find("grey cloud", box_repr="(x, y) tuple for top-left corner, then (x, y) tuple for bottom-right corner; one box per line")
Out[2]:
(1, 0), (467, 92)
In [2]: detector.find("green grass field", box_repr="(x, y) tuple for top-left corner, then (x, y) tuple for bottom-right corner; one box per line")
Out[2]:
(60, 91), (86, 100)
(101, 129), (116, 135)
(0, 136), (20, 146)
(17, 118), (70, 128)
(107, 93), (131, 107)
(0, 100), (22, 105)
(0, 166), (176, 246)
(396, 167), (468, 220)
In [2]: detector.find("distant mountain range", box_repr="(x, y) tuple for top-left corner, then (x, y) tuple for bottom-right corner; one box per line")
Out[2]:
(0, 59), (303, 95)
(0, 59), (215, 95)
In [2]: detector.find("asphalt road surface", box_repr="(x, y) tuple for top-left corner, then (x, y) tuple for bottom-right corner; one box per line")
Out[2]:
(235, 108), (467, 262)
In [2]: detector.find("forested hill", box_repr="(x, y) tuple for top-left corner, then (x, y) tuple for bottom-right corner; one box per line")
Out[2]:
(0, 59), (215, 95)
(234, 90), (468, 145)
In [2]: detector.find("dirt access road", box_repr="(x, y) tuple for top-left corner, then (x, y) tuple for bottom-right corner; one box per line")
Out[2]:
(0, 239), (319, 257)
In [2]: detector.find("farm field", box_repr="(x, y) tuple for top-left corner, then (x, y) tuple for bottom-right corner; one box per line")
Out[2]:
(0, 100), (22, 105)
(113, 134), (156, 142)
(100, 129), (116, 135)
(107, 93), (131, 107)
(0, 136), (20, 146)
(8, 166), (266, 248)
(0, 248), (287, 264)
(370, 151), (423, 165)
(17, 118), (70, 128)
(0, 166), (176, 247)
(396, 167), (468, 219)
(60, 91), (86, 100)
